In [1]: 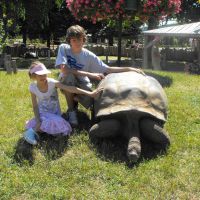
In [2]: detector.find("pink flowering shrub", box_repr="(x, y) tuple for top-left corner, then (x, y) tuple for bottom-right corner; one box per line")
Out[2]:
(140, 0), (182, 21)
(66, 0), (126, 23)
(66, 0), (182, 23)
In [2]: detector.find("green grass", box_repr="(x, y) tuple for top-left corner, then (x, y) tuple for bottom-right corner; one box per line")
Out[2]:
(0, 69), (200, 199)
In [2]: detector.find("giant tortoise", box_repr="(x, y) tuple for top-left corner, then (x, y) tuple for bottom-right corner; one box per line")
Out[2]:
(89, 71), (170, 162)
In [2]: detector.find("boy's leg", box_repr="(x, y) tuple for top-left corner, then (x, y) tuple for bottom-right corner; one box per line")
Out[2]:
(60, 74), (79, 126)
(63, 90), (77, 111)
(60, 74), (93, 126)
(76, 81), (93, 109)
(61, 74), (93, 109)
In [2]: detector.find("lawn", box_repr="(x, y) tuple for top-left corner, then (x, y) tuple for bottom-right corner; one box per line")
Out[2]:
(0, 69), (200, 199)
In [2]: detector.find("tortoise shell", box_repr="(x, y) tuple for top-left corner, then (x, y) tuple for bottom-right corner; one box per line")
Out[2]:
(94, 71), (168, 122)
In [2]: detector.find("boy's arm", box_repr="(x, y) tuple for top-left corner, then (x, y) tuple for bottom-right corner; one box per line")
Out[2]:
(61, 65), (104, 81)
(105, 66), (145, 75)
(55, 44), (68, 68)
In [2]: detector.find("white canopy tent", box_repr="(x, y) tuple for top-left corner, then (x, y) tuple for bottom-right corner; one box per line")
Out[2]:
(142, 22), (200, 69)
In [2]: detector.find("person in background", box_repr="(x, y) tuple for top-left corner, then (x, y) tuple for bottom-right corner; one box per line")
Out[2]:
(151, 42), (161, 70)
(55, 25), (145, 126)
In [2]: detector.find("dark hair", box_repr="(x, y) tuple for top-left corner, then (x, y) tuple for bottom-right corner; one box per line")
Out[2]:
(66, 25), (87, 43)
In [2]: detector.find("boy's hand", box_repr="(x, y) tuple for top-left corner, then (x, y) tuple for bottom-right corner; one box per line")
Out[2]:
(89, 73), (105, 81)
(89, 87), (104, 99)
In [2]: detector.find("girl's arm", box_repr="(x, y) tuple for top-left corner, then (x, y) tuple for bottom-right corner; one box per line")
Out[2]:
(55, 82), (103, 98)
(30, 92), (41, 131)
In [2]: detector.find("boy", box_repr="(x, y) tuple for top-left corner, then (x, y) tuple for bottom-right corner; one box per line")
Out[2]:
(55, 25), (144, 126)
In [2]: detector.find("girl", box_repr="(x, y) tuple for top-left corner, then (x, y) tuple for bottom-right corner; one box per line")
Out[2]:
(24, 61), (101, 145)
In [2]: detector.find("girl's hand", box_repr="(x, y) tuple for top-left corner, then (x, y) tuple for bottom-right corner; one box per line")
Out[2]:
(89, 87), (104, 99)
(60, 65), (70, 75)
(89, 73), (105, 81)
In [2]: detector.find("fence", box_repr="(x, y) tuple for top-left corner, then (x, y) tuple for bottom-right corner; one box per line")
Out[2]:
(3, 45), (57, 58)
(2, 45), (198, 63)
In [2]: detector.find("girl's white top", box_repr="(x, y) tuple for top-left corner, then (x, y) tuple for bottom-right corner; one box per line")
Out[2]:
(29, 78), (61, 115)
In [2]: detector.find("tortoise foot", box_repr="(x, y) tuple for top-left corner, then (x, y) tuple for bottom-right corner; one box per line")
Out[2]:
(89, 119), (120, 138)
(127, 149), (140, 163)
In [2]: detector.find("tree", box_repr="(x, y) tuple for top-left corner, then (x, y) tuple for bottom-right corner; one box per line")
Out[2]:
(0, 0), (24, 51)
(21, 0), (64, 47)
(138, 0), (182, 30)
(177, 0), (200, 23)
(94, 19), (142, 46)
(21, 0), (98, 47)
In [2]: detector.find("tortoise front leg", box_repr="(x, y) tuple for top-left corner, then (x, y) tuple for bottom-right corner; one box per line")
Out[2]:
(139, 118), (170, 151)
(89, 119), (121, 138)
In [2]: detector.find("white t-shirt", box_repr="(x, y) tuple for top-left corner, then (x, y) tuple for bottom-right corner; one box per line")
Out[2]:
(29, 78), (61, 115)
(55, 43), (109, 84)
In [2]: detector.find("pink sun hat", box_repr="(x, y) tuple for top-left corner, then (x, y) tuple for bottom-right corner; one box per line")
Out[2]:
(30, 63), (51, 75)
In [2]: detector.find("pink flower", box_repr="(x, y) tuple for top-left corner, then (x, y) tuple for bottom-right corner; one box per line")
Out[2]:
(141, 0), (181, 21)
(66, 0), (182, 24)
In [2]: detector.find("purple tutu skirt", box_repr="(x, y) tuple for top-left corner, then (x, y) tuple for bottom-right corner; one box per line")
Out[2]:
(26, 112), (72, 136)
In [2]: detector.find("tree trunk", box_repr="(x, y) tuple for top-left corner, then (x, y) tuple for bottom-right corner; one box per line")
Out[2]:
(108, 35), (114, 46)
(148, 16), (159, 30)
(117, 15), (123, 67)
(22, 23), (27, 46)
(47, 11), (51, 48)
(91, 35), (97, 43)
(47, 33), (51, 48)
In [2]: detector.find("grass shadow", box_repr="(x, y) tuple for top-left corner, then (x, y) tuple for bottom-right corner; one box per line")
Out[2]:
(14, 110), (91, 163)
(76, 110), (91, 132)
(37, 134), (69, 160)
(13, 138), (35, 166)
(35, 110), (91, 160)
(89, 135), (169, 168)
(145, 72), (173, 88)
(62, 110), (92, 133)
(13, 133), (70, 165)
(89, 135), (128, 163)
(140, 137), (169, 161)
